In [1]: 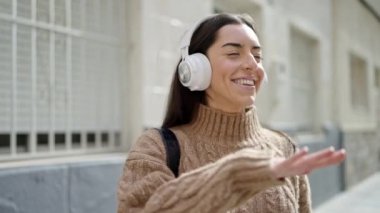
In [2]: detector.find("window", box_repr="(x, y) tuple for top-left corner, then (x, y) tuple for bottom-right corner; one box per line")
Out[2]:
(375, 67), (380, 89)
(290, 27), (319, 130)
(0, 134), (11, 154)
(375, 67), (380, 126)
(0, 0), (125, 161)
(349, 53), (368, 112)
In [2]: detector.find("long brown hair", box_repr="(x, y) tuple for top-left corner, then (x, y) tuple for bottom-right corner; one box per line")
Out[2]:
(162, 13), (256, 128)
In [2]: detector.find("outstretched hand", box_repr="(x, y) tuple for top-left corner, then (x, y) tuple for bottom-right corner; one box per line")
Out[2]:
(270, 147), (346, 179)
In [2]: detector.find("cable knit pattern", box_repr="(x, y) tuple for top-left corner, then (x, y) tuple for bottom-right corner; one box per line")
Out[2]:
(117, 104), (312, 213)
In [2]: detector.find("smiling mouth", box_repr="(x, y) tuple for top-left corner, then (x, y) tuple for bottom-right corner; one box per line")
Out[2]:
(232, 79), (256, 87)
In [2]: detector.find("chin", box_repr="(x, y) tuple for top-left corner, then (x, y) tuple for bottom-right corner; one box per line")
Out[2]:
(247, 96), (256, 105)
(240, 98), (255, 109)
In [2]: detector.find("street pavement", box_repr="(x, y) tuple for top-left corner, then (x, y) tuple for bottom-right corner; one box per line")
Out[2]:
(315, 172), (380, 213)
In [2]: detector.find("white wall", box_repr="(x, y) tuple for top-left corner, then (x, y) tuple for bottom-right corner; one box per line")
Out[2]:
(257, 0), (333, 132)
(125, 0), (213, 145)
(123, 0), (380, 146)
(333, 0), (380, 131)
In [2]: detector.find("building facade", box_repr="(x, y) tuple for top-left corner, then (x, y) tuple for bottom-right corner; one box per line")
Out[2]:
(0, 0), (379, 212)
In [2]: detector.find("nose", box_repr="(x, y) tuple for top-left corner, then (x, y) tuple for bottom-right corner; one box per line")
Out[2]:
(242, 53), (258, 71)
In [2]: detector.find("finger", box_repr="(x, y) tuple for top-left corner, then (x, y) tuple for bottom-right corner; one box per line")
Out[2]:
(272, 147), (309, 177)
(289, 147), (334, 170)
(311, 149), (346, 169)
(296, 147), (309, 155)
(283, 147), (309, 166)
(290, 147), (338, 174)
(302, 146), (335, 163)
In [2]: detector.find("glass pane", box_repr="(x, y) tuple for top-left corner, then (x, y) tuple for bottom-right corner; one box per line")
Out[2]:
(0, 134), (11, 154)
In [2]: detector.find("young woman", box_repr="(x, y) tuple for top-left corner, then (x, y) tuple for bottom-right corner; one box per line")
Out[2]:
(117, 13), (345, 213)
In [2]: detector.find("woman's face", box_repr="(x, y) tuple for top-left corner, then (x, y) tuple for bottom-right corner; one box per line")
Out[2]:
(205, 23), (265, 113)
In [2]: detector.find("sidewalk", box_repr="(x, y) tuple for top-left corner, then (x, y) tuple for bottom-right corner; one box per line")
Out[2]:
(315, 172), (380, 213)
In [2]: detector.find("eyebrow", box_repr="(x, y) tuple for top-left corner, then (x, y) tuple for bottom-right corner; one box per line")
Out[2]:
(221, 42), (261, 50)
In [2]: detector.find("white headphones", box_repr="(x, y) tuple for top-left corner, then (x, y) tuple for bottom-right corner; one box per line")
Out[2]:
(178, 14), (268, 91)
(178, 15), (215, 91)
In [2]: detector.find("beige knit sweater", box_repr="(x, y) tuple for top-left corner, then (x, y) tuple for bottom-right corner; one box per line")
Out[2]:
(117, 104), (311, 213)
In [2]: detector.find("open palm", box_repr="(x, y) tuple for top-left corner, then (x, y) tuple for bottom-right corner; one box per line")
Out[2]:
(270, 147), (346, 179)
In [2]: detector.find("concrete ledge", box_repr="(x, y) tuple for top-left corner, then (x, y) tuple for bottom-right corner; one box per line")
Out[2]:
(0, 153), (126, 213)
(0, 153), (126, 169)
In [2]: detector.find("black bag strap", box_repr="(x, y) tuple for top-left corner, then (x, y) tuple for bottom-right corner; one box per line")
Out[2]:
(156, 128), (181, 177)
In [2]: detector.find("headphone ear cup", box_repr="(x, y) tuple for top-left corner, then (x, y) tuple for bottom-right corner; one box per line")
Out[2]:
(178, 53), (212, 91)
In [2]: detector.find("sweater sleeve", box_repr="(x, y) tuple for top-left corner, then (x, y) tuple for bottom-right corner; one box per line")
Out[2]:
(117, 130), (285, 213)
(298, 175), (312, 213)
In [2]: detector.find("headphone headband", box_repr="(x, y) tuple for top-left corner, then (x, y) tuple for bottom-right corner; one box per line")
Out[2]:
(177, 13), (268, 91)
(179, 14), (216, 60)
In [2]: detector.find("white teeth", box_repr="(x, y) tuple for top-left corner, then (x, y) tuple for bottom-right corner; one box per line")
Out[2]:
(233, 79), (255, 86)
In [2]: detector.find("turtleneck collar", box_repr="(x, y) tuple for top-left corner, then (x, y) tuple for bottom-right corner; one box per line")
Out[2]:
(188, 104), (263, 142)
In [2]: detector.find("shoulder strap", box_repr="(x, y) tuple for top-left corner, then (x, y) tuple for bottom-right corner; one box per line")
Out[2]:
(156, 128), (181, 177)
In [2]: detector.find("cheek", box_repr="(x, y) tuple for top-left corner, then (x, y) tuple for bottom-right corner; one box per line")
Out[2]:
(210, 60), (231, 83)
(213, 67), (236, 92)
(256, 67), (266, 90)
(212, 59), (238, 76)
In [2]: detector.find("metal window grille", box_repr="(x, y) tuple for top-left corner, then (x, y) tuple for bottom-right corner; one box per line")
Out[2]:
(0, 0), (125, 161)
